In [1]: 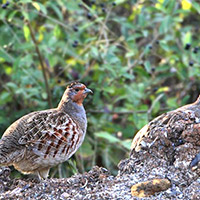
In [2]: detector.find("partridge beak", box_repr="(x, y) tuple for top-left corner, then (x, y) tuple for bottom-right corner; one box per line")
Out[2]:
(84, 88), (93, 94)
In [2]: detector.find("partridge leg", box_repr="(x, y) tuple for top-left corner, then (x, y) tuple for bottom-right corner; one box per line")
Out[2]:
(0, 82), (92, 179)
(37, 168), (50, 180)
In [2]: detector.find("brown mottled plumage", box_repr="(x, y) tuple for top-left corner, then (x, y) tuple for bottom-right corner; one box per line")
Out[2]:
(131, 96), (200, 169)
(0, 82), (92, 179)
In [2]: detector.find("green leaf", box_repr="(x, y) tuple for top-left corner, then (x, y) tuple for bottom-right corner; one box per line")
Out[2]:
(0, 91), (12, 105)
(47, 2), (63, 20)
(5, 66), (12, 75)
(115, 0), (126, 4)
(22, 11), (29, 20)
(133, 113), (148, 129)
(91, 47), (99, 58)
(0, 49), (14, 62)
(79, 140), (93, 157)
(53, 25), (61, 38)
(120, 140), (132, 150)
(192, 1), (200, 14)
(167, 97), (178, 108)
(32, 2), (40, 11)
(23, 25), (30, 41)
(18, 0), (32, 3)
(8, 10), (18, 21)
(95, 132), (120, 143)
(160, 41), (171, 52)
(144, 61), (151, 73)
(6, 82), (18, 90)
(182, 31), (192, 45)
(125, 51), (135, 58)
(32, 2), (47, 15)
(159, 15), (172, 34)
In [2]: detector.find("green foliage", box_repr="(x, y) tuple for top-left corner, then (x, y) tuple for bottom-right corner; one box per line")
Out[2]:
(0, 0), (200, 177)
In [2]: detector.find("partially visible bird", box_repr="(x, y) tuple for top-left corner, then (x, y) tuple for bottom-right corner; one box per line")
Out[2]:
(131, 96), (200, 168)
(0, 82), (92, 179)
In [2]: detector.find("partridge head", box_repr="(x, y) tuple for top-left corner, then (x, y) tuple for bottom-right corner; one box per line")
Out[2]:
(0, 82), (92, 179)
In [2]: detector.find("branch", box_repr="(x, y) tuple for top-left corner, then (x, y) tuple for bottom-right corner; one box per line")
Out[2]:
(88, 110), (147, 114)
(26, 20), (52, 108)
(127, 32), (160, 71)
(88, 107), (170, 115)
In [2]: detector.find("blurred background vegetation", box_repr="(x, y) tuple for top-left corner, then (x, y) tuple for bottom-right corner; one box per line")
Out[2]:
(0, 0), (200, 178)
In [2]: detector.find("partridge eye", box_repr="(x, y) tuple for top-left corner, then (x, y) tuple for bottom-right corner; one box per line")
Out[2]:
(75, 88), (80, 92)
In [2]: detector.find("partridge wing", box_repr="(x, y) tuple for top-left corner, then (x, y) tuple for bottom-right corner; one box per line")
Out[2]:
(131, 107), (197, 153)
(19, 110), (79, 159)
(131, 111), (176, 152)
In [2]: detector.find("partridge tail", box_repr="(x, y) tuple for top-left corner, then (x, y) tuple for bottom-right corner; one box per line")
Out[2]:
(0, 139), (8, 165)
(194, 95), (200, 105)
(0, 139), (15, 166)
(0, 154), (10, 166)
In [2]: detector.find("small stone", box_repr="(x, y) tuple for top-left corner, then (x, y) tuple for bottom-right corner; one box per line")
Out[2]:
(131, 178), (171, 197)
(60, 192), (71, 199)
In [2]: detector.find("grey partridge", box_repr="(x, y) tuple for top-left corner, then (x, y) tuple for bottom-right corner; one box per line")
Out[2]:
(131, 96), (200, 168)
(0, 82), (92, 179)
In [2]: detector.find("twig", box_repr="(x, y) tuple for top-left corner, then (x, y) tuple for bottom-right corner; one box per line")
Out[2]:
(88, 106), (170, 115)
(80, 177), (88, 189)
(80, 60), (96, 80)
(13, 7), (71, 32)
(81, 2), (117, 38)
(26, 20), (52, 108)
(88, 110), (147, 114)
(0, 47), (15, 62)
(147, 93), (164, 116)
(127, 32), (160, 71)
(0, 79), (24, 109)
(2, 19), (21, 44)
(98, 6), (112, 49)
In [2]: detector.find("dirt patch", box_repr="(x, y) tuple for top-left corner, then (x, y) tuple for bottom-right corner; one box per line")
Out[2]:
(0, 162), (199, 200)
(0, 103), (200, 199)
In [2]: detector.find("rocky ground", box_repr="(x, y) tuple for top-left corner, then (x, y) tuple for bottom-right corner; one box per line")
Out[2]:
(0, 160), (199, 200)
(1, 101), (200, 199)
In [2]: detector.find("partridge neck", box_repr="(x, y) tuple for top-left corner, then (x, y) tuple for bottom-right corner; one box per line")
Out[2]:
(58, 99), (87, 133)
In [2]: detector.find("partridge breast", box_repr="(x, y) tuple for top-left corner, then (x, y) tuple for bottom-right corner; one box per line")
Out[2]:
(0, 82), (92, 179)
(1, 110), (84, 174)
